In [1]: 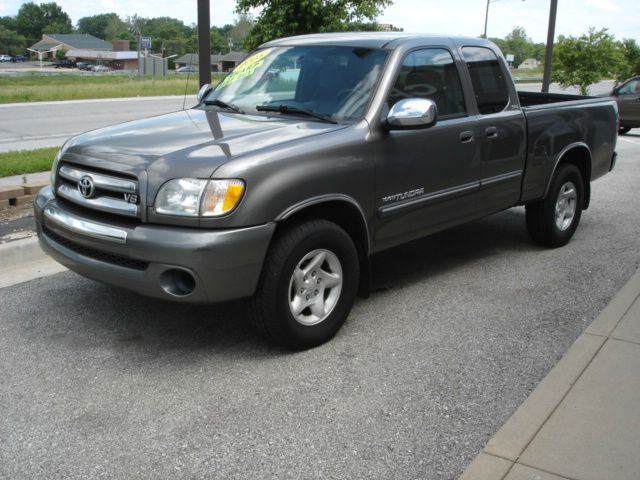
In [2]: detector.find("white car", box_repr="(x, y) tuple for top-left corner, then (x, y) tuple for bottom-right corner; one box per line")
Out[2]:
(92, 65), (110, 72)
(0, 54), (12, 62)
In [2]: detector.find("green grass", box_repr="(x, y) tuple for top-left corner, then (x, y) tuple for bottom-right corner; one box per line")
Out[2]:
(0, 73), (224, 104)
(0, 147), (59, 177)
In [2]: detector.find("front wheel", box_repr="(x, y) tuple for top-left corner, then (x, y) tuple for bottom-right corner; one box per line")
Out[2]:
(526, 163), (584, 248)
(252, 219), (359, 350)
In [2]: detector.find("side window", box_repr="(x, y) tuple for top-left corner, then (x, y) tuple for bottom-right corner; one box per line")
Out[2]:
(388, 48), (466, 117)
(462, 46), (509, 114)
(618, 79), (640, 95)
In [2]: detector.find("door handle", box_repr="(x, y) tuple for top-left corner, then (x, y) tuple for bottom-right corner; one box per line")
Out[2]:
(459, 131), (475, 143)
(485, 126), (498, 139)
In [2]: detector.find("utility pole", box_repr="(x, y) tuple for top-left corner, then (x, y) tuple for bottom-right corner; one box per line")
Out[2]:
(197, 0), (212, 87)
(483, 0), (491, 39)
(541, 0), (558, 93)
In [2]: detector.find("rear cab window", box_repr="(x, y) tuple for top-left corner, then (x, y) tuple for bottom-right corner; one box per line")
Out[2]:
(462, 46), (510, 114)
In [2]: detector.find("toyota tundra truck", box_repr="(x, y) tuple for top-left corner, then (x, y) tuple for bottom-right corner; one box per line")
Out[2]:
(35, 33), (618, 349)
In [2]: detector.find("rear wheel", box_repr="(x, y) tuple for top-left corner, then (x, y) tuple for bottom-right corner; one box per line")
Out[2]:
(619, 126), (631, 135)
(526, 163), (584, 248)
(252, 219), (359, 350)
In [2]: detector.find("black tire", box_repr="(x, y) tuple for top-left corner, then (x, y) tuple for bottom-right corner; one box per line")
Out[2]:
(619, 126), (631, 135)
(252, 219), (359, 350)
(526, 163), (584, 248)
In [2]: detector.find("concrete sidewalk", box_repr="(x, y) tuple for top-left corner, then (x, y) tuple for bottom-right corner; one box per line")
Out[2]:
(461, 267), (640, 480)
(0, 170), (49, 188)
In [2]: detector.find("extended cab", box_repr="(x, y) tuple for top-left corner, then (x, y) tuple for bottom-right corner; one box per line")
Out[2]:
(36, 33), (618, 349)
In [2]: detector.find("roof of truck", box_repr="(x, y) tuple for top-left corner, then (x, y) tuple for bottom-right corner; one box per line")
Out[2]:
(261, 32), (490, 49)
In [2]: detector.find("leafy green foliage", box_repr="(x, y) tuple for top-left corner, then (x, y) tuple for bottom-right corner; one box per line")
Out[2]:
(613, 39), (640, 83)
(77, 13), (128, 41)
(0, 25), (27, 55)
(235, 0), (393, 50)
(552, 27), (622, 95)
(15, 2), (72, 40)
(489, 27), (545, 67)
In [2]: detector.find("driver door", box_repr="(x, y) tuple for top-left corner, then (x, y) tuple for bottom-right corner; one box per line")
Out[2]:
(374, 48), (483, 251)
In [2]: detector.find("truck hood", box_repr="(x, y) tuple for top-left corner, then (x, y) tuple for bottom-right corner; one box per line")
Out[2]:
(62, 108), (348, 186)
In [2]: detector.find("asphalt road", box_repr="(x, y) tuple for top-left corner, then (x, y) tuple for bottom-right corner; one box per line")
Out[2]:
(0, 80), (616, 153)
(0, 96), (196, 153)
(1, 135), (638, 479)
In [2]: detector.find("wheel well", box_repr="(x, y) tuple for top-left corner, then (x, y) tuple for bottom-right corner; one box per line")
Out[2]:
(555, 146), (591, 210)
(274, 201), (372, 297)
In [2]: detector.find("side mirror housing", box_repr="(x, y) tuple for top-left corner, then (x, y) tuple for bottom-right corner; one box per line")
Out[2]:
(197, 83), (213, 103)
(386, 98), (438, 130)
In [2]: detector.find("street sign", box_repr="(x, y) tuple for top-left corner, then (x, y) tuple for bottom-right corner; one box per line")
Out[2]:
(506, 54), (515, 62)
(141, 37), (152, 49)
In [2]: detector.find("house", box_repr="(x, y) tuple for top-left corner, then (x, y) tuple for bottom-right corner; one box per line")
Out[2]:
(518, 58), (540, 70)
(65, 49), (138, 70)
(174, 52), (247, 72)
(221, 51), (248, 72)
(29, 33), (112, 59)
(174, 54), (225, 72)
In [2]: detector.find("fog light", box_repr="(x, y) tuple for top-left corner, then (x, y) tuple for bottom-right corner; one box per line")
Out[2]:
(159, 269), (196, 297)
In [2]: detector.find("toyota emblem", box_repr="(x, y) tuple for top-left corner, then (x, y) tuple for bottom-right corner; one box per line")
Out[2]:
(78, 176), (95, 198)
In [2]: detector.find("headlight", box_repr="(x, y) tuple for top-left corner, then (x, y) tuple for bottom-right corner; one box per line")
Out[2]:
(154, 178), (245, 217)
(50, 144), (67, 186)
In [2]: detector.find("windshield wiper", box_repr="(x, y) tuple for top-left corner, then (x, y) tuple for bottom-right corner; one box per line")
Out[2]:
(255, 104), (338, 124)
(203, 99), (245, 114)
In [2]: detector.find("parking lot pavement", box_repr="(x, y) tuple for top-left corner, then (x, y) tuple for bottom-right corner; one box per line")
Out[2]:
(0, 139), (639, 479)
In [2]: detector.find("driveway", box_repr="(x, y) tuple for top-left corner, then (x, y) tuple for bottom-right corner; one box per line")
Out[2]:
(0, 135), (639, 479)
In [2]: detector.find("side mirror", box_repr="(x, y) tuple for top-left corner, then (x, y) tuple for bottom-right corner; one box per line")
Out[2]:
(386, 98), (437, 130)
(197, 83), (213, 103)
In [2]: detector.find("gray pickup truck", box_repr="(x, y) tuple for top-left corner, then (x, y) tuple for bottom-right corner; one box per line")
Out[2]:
(36, 33), (618, 349)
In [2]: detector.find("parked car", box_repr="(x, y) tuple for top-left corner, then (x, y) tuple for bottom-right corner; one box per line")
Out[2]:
(11, 55), (27, 62)
(92, 65), (110, 72)
(0, 54), (12, 62)
(611, 76), (640, 135)
(36, 33), (618, 350)
(176, 66), (196, 73)
(77, 62), (93, 71)
(54, 59), (76, 68)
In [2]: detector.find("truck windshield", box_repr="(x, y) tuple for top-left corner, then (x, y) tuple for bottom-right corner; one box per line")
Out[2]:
(206, 46), (388, 123)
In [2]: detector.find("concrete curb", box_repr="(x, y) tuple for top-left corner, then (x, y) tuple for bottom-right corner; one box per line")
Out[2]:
(0, 236), (67, 288)
(459, 266), (640, 480)
(0, 236), (47, 270)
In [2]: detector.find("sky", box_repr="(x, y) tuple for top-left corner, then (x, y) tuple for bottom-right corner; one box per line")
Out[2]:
(1, 0), (638, 43)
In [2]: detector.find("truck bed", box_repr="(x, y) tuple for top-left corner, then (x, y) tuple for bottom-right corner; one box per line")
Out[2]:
(518, 90), (592, 107)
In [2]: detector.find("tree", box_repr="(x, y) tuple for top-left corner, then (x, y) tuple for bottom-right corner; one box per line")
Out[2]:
(552, 27), (622, 95)
(490, 27), (546, 67)
(77, 13), (121, 39)
(104, 15), (133, 42)
(40, 2), (72, 33)
(613, 39), (640, 83)
(235, 0), (393, 50)
(15, 2), (72, 39)
(0, 26), (27, 55)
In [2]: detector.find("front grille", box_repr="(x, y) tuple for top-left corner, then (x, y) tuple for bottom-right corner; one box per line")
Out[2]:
(55, 163), (140, 219)
(43, 225), (149, 271)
